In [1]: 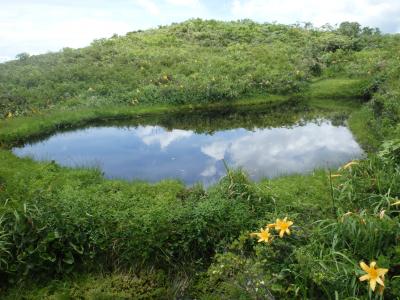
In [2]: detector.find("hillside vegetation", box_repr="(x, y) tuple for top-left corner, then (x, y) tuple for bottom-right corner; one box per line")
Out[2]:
(0, 19), (400, 299)
(0, 19), (391, 115)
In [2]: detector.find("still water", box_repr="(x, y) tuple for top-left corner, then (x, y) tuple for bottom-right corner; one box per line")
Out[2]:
(13, 111), (363, 185)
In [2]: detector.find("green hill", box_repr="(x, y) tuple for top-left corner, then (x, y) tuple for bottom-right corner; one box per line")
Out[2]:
(0, 19), (392, 116)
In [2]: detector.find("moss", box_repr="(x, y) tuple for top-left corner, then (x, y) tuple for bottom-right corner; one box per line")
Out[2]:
(348, 106), (382, 151)
(306, 78), (365, 100)
(2, 271), (172, 300)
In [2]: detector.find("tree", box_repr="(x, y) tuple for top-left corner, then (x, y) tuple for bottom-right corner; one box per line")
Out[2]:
(338, 22), (361, 37)
(15, 52), (30, 61)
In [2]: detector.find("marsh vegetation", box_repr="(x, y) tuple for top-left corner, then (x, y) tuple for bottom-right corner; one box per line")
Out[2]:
(0, 20), (399, 299)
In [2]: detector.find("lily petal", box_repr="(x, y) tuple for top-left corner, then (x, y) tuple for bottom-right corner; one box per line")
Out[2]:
(360, 261), (369, 272)
(370, 278), (377, 291)
(377, 268), (388, 277)
(359, 274), (370, 281)
(376, 276), (385, 287)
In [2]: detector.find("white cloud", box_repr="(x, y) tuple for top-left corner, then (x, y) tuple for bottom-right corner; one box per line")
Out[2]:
(201, 121), (363, 178)
(0, 1), (211, 59)
(201, 140), (229, 160)
(200, 164), (217, 177)
(0, 56), (12, 63)
(135, 0), (161, 16)
(0, 2), (138, 59)
(165, 0), (200, 7)
(231, 0), (400, 32)
(135, 126), (193, 149)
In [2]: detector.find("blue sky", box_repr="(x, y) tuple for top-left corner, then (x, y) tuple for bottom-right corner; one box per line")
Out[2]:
(1, 0), (399, 62)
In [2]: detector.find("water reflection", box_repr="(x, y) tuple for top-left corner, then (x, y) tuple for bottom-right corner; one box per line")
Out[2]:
(200, 122), (362, 180)
(13, 119), (363, 185)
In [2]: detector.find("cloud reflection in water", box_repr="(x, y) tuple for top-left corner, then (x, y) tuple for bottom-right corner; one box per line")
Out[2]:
(200, 122), (363, 179)
(13, 120), (363, 185)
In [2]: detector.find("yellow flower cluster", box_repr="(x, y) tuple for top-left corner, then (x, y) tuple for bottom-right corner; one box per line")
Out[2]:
(251, 217), (294, 243)
(251, 227), (272, 243)
(251, 217), (390, 294)
(359, 261), (388, 292)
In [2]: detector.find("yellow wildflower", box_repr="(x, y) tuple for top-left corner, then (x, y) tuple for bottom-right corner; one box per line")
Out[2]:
(270, 217), (293, 238)
(342, 160), (359, 170)
(359, 261), (388, 291)
(251, 227), (272, 243)
(6, 112), (13, 118)
(163, 75), (168, 81)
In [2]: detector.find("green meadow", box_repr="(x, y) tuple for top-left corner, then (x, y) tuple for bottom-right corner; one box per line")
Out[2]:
(0, 20), (399, 299)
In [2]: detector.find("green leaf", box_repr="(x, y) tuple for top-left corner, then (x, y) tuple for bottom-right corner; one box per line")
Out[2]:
(63, 252), (75, 265)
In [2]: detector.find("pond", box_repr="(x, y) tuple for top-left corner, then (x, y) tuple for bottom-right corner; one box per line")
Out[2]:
(12, 106), (364, 185)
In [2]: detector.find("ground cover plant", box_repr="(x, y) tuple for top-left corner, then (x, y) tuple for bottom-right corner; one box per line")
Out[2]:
(0, 19), (399, 299)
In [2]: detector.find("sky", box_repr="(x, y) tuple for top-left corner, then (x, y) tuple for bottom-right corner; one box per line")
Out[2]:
(1, 0), (399, 62)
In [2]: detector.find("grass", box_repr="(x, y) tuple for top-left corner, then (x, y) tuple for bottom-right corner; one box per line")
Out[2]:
(307, 78), (365, 100)
(0, 94), (288, 148)
(348, 107), (382, 151)
(1, 169), (336, 300)
(259, 170), (333, 222)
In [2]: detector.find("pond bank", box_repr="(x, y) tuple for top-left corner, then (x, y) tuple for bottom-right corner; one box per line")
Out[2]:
(0, 78), (365, 148)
